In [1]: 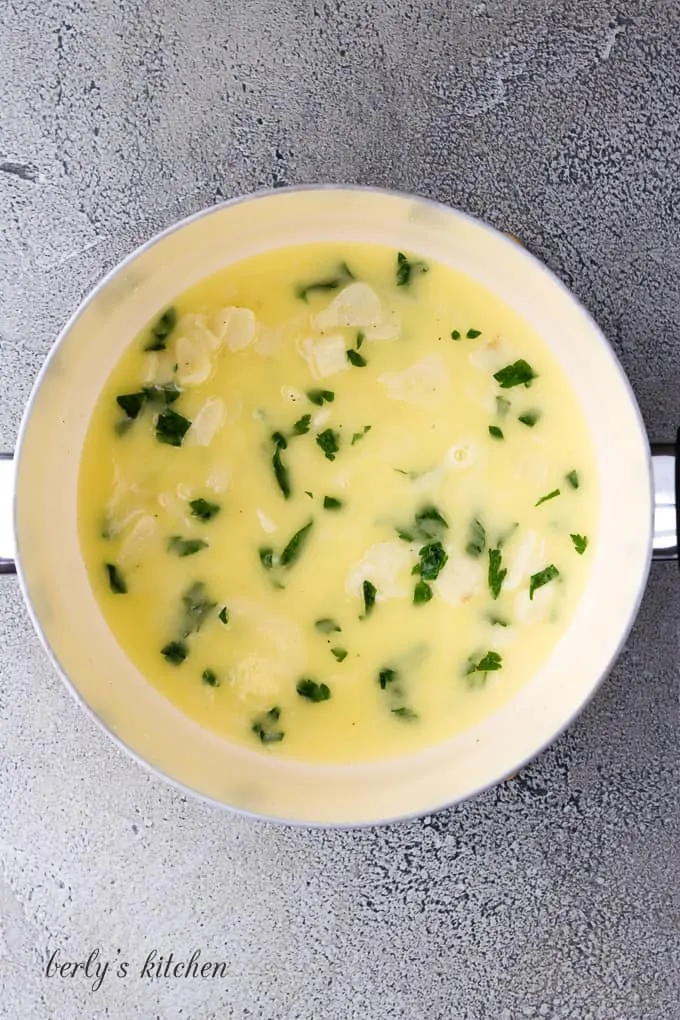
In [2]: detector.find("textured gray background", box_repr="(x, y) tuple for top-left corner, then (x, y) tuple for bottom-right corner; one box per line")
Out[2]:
(1, 1), (679, 1017)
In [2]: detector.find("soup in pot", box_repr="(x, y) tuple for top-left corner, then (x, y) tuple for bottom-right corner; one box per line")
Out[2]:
(78, 243), (597, 764)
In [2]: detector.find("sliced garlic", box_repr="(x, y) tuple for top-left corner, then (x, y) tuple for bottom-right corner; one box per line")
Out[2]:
(186, 397), (225, 447)
(434, 555), (484, 607)
(299, 333), (349, 379)
(345, 541), (413, 600)
(378, 354), (450, 407)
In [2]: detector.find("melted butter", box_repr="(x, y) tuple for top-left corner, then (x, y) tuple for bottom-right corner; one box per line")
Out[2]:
(78, 243), (598, 764)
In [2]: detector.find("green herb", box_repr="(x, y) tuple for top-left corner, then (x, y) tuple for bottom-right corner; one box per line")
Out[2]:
(181, 581), (216, 635)
(518, 411), (540, 427)
(296, 262), (354, 302)
(496, 396), (511, 417)
(293, 414), (312, 435)
(566, 470), (580, 489)
(114, 419), (134, 437)
(296, 678), (332, 702)
(272, 432), (291, 499)
(529, 564), (560, 599)
(316, 428), (340, 461)
(466, 328), (482, 339)
(251, 706), (284, 744)
(280, 520), (314, 567)
(351, 425), (371, 445)
(391, 706), (418, 721)
(396, 251), (429, 287)
(488, 425), (504, 440)
(218, 606), (229, 624)
(488, 547), (507, 600)
(497, 522), (519, 548)
(413, 541), (448, 581)
(466, 651), (503, 677)
(323, 496), (343, 510)
(488, 614), (509, 627)
(307, 389), (334, 406)
(141, 383), (181, 405)
(105, 563), (127, 594)
(356, 331), (365, 349)
(466, 518), (486, 558)
(413, 580), (433, 604)
(167, 536), (208, 557)
(414, 505), (448, 540)
(156, 408), (191, 447)
(362, 580), (377, 618)
(331, 647), (348, 662)
(315, 617), (341, 634)
(493, 359), (537, 389)
(535, 489), (560, 507)
(378, 667), (398, 689)
(305, 490), (314, 498)
(450, 329), (461, 340)
(144, 307), (177, 351)
(347, 348), (367, 368)
(161, 640), (187, 665)
(202, 668), (219, 687)
(570, 533), (588, 555)
(189, 498), (221, 522)
(259, 547), (275, 569)
(116, 392), (146, 419)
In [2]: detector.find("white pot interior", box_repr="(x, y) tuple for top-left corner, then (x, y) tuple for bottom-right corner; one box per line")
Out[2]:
(14, 188), (652, 825)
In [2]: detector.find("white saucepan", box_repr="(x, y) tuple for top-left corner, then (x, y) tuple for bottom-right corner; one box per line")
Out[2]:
(0, 187), (671, 827)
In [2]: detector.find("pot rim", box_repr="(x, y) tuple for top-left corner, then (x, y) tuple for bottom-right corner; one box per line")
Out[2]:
(12, 183), (654, 828)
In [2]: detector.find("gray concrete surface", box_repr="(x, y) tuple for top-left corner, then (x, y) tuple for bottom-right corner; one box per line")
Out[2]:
(1, 0), (679, 1017)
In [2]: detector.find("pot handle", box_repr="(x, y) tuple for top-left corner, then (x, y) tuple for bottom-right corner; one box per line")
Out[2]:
(0, 453), (16, 574)
(651, 433), (680, 561)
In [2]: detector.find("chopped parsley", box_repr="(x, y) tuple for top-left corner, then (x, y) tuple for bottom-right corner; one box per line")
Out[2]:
(451, 330), (461, 340)
(466, 651), (503, 677)
(347, 348), (367, 368)
(493, 359), (537, 389)
(202, 668), (219, 687)
(142, 383), (180, 405)
(116, 392), (146, 419)
(413, 580), (433, 604)
(307, 389), (334, 406)
(331, 647), (348, 662)
(316, 428), (340, 461)
(189, 497), (221, 521)
(279, 520), (314, 567)
(293, 413), (312, 435)
(488, 547), (507, 600)
(272, 431), (291, 499)
(466, 328), (482, 339)
(535, 489), (560, 507)
(296, 678), (332, 702)
(296, 262), (354, 302)
(251, 706), (284, 744)
(488, 614), (509, 627)
(566, 470), (580, 489)
(391, 706), (418, 721)
(105, 563), (127, 594)
(167, 536), (208, 557)
(161, 640), (187, 665)
(529, 564), (560, 600)
(518, 411), (540, 427)
(351, 425), (371, 444)
(323, 495), (343, 510)
(466, 518), (486, 558)
(396, 251), (429, 287)
(378, 667), (398, 689)
(181, 581), (216, 635)
(315, 617), (341, 634)
(218, 606), (229, 624)
(489, 425), (504, 440)
(496, 396), (511, 417)
(144, 307), (177, 351)
(155, 408), (191, 447)
(356, 331), (365, 349)
(258, 546), (275, 569)
(413, 541), (448, 581)
(362, 580), (377, 618)
(570, 533), (588, 555)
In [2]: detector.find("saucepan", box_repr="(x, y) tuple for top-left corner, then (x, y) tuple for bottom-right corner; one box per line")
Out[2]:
(0, 186), (674, 827)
